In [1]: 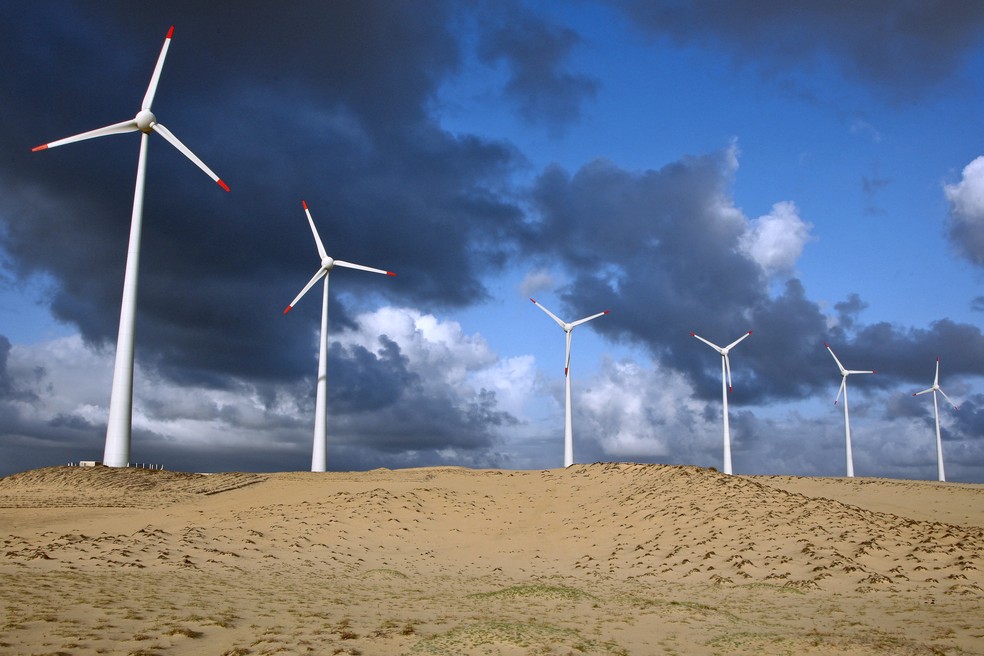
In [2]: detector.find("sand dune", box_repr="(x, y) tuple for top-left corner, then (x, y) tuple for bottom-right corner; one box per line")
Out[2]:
(1, 463), (982, 655)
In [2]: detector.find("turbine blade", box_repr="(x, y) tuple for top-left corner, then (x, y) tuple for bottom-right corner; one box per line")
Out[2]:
(564, 330), (572, 377)
(142, 26), (174, 110)
(151, 123), (230, 191)
(690, 332), (723, 353)
(725, 330), (753, 351)
(934, 357), (941, 387)
(333, 260), (395, 276)
(283, 267), (327, 314)
(301, 201), (328, 260)
(725, 354), (733, 393)
(846, 370), (875, 375)
(33, 119), (139, 151)
(913, 388), (934, 397)
(938, 388), (958, 410)
(570, 310), (610, 328)
(835, 377), (846, 405)
(531, 299), (567, 329)
(825, 343), (847, 375)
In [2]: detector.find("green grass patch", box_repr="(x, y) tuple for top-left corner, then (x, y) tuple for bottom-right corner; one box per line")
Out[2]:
(409, 620), (626, 655)
(468, 583), (597, 602)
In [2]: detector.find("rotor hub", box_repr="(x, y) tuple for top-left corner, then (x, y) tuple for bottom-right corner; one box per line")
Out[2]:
(322, 256), (335, 270)
(135, 109), (156, 133)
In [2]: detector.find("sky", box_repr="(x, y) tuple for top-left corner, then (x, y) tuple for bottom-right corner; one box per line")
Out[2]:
(3, 1), (984, 481)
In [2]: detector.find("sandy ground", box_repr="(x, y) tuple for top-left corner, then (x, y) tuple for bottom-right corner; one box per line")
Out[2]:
(1, 463), (982, 655)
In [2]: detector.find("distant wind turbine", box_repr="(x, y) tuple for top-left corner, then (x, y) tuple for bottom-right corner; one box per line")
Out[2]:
(690, 331), (752, 475)
(32, 26), (229, 468)
(530, 299), (609, 468)
(284, 201), (395, 472)
(825, 343), (875, 478)
(912, 357), (958, 482)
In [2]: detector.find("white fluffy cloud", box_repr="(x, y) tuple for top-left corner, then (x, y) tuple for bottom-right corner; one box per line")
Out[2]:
(575, 357), (718, 463)
(0, 307), (553, 473)
(519, 268), (558, 297)
(944, 156), (984, 266)
(738, 201), (814, 276)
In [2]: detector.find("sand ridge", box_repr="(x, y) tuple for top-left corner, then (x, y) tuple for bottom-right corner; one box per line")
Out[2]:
(1, 463), (982, 655)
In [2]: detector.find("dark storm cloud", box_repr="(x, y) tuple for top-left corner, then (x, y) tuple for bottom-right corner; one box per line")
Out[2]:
(321, 333), (517, 460)
(0, 336), (38, 403)
(477, 2), (599, 130)
(0, 2), (535, 389)
(613, 0), (984, 102)
(951, 393), (984, 439)
(523, 148), (984, 405)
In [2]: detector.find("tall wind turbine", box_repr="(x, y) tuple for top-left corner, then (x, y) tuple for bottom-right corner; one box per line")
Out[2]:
(284, 201), (395, 472)
(32, 26), (229, 468)
(690, 330), (752, 475)
(825, 343), (875, 478)
(912, 357), (958, 482)
(530, 299), (609, 468)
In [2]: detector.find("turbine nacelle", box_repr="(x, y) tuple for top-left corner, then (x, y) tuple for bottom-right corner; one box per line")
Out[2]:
(135, 109), (156, 133)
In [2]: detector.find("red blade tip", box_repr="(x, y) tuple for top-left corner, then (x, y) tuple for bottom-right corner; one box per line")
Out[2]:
(283, 306), (293, 315)
(302, 200), (308, 210)
(604, 310), (611, 314)
(217, 179), (230, 192)
(689, 332), (696, 336)
(386, 271), (396, 277)
(530, 298), (536, 303)
(32, 144), (48, 152)
(166, 26), (175, 39)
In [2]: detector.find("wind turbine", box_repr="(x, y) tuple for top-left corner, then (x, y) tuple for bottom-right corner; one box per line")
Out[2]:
(690, 330), (752, 475)
(283, 201), (395, 473)
(912, 357), (958, 482)
(530, 299), (609, 468)
(825, 343), (875, 478)
(32, 26), (229, 468)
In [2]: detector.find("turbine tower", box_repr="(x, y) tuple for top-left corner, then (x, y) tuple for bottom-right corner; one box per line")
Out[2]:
(690, 330), (752, 475)
(530, 299), (609, 468)
(284, 201), (395, 472)
(912, 357), (958, 482)
(825, 343), (875, 478)
(33, 26), (229, 468)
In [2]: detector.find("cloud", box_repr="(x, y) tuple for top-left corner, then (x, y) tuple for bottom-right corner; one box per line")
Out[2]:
(521, 144), (984, 408)
(519, 268), (557, 297)
(738, 201), (814, 276)
(0, 2), (534, 392)
(577, 357), (706, 462)
(944, 156), (984, 267)
(613, 0), (984, 103)
(861, 166), (892, 216)
(477, 2), (599, 130)
(0, 305), (544, 476)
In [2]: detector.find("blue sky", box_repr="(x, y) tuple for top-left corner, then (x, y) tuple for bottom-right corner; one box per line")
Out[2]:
(3, 1), (984, 481)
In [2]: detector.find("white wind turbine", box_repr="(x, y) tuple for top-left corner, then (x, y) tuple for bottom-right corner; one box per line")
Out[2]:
(283, 201), (395, 472)
(690, 330), (752, 475)
(912, 357), (958, 482)
(33, 26), (229, 468)
(530, 299), (609, 468)
(825, 343), (875, 478)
